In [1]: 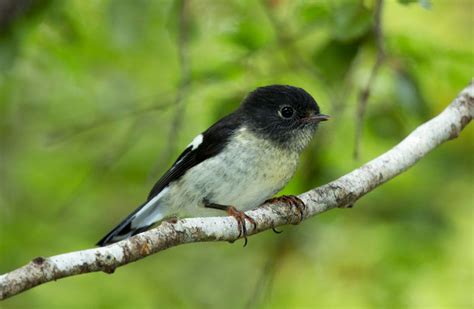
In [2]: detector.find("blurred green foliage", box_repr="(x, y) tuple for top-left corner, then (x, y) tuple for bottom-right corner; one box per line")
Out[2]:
(0, 0), (473, 308)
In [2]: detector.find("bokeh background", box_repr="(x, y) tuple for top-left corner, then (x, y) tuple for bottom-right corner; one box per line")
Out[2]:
(1, 0), (473, 307)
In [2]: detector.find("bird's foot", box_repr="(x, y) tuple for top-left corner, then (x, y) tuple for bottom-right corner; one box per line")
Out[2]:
(226, 206), (257, 247)
(271, 227), (283, 234)
(265, 195), (306, 224)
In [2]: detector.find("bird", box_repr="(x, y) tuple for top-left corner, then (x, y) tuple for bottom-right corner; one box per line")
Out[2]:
(97, 85), (329, 246)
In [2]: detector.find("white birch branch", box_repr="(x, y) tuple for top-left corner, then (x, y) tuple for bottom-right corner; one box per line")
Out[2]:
(1, 81), (473, 301)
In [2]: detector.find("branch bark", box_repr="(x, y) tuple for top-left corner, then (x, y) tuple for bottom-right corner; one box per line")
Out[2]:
(1, 82), (473, 301)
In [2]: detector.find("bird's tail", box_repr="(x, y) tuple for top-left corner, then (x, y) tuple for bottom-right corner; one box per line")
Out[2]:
(96, 200), (165, 246)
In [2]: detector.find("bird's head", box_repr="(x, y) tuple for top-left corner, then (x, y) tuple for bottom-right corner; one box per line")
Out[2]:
(240, 85), (329, 151)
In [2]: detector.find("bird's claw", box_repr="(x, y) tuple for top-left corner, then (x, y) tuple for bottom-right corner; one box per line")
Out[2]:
(226, 206), (257, 247)
(272, 227), (283, 234)
(266, 195), (306, 224)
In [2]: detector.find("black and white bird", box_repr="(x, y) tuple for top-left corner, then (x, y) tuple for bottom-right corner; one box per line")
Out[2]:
(97, 85), (329, 246)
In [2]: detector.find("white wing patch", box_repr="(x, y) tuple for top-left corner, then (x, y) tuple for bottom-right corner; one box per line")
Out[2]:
(132, 187), (170, 228)
(187, 134), (203, 150)
(169, 134), (204, 170)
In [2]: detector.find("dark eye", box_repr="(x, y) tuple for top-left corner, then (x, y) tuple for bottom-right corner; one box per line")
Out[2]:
(279, 106), (294, 119)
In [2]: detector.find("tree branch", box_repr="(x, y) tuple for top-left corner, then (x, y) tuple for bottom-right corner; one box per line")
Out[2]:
(1, 82), (472, 301)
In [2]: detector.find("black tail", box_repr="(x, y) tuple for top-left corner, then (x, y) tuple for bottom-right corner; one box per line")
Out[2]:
(96, 202), (152, 246)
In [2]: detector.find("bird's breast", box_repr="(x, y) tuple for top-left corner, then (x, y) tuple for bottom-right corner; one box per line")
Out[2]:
(168, 128), (300, 214)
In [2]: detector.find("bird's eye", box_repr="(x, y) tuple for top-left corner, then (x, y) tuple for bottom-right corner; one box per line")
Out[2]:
(279, 106), (294, 119)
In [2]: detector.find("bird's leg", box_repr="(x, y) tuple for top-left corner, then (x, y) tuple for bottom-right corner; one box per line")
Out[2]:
(265, 195), (306, 224)
(204, 201), (257, 247)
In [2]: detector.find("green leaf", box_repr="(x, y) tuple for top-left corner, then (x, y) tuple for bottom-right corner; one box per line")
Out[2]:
(330, 3), (373, 42)
(395, 70), (429, 117)
(192, 62), (243, 82)
(226, 18), (268, 51)
(298, 3), (330, 25)
(107, 0), (152, 48)
(367, 104), (406, 141)
(312, 39), (361, 82)
(398, 0), (432, 9)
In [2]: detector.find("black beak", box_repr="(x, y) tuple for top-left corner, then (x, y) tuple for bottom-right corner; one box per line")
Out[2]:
(314, 114), (330, 122)
(301, 113), (330, 123)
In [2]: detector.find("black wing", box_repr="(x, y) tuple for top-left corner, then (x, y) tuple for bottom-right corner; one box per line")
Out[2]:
(96, 111), (243, 246)
(147, 112), (243, 200)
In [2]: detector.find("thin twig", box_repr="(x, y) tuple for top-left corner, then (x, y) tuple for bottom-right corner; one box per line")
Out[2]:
(46, 99), (174, 146)
(353, 0), (385, 159)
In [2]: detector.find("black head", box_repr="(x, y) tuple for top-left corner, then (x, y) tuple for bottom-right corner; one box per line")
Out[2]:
(240, 85), (329, 151)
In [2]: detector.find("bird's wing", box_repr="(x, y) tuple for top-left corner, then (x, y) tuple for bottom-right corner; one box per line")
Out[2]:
(147, 112), (243, 201)
(96, 112), (243, 246)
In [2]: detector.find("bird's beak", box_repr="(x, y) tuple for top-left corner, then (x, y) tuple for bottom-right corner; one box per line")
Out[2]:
(314, 114), (330, 122)
(301, 113), (330, 123)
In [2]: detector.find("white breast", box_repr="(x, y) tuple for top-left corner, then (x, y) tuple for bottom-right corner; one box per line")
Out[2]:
(161, 128), (300, 217)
